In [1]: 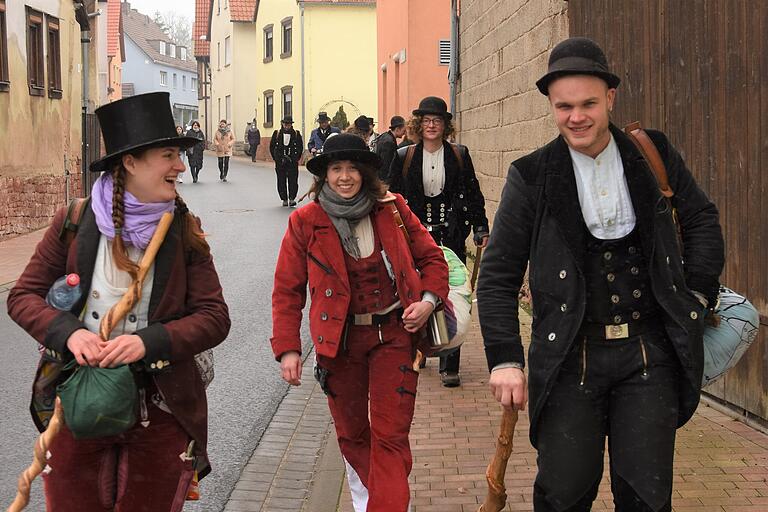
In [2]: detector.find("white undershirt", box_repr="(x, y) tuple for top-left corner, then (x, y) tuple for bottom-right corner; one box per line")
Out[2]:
(422, 146), (445, 197)
(283, 133), (291, 146)
(569, 135), (636, 240)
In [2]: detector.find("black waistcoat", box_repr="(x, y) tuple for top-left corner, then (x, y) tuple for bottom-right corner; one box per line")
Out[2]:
(582, 228), (661, 325)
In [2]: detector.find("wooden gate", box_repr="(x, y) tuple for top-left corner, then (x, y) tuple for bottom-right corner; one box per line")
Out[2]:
(569, 0), (768, 422)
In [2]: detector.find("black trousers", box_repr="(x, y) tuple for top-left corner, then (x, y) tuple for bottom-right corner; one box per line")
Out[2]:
(429, 227), (467, 374)
(218, 157), (230, 179)
(189, 166), (201, 182)
(275, 162), (299, 201)
(251, 145), (259, 161)
(533, 331), (679, 512)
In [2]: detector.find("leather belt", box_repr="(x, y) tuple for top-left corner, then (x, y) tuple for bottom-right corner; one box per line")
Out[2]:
(578, 319), (654, 340)
(348, 308), (403, 326)
(425, 222), (449, 232)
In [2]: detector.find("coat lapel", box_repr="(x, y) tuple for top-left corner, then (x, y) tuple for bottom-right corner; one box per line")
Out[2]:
(75, 205), (101, 301)
(311, 208), (350, 288)
(406, 143), (426, 198)
(611, 125), (659, 255)
(543, 136), (588, 271)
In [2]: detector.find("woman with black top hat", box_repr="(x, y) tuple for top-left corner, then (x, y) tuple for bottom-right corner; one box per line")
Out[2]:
(271, 133), (448, 511)
(388, 96), (490, 388)
(7, 92), (231, 511)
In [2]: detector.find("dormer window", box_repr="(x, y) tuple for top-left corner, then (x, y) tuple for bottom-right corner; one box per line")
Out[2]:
(159, 41), (166, 55)
(180, 47), (187, 61)
(169, 43), (176, 58)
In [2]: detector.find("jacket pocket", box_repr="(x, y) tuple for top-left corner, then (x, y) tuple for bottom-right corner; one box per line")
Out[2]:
(308, 252), (332, 274)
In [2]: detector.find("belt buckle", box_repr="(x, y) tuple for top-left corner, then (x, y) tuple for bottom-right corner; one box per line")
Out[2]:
(354, 313), (373, 326)
(426, 225), (434, 232)
(605, 323), (629, 340)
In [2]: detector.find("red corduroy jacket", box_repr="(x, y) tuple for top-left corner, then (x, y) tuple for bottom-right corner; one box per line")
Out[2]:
(271, 193), (449, 361)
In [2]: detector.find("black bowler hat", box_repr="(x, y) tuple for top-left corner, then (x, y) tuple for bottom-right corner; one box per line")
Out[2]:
(306, 133), (381, 176)
(389, 116), (405, 129)
(90, 92), (199, 172)
(412, 96), (452, 120)
(317, 112), (330, 122)
(282, 116), (294, 124)
(536, 37), (621, 95)
(353, 115), (370, 131)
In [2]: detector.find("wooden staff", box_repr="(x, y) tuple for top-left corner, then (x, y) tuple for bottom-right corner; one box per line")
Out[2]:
(470, 246), (483, 292)
(478, 408), (519, 512)
(100, 212), (174, 339)
(7, 212), (174, 512)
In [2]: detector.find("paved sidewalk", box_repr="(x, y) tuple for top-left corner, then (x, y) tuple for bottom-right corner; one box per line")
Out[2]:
(0, 228), (45, 290)
(231, 308), (768, 512)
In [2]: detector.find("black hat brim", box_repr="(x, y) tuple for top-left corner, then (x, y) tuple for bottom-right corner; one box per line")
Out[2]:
(412, 109), (453, 121)
(536, 70), (621, 96)
(306, 149), (382, 176)
(89, 135), (200, 172)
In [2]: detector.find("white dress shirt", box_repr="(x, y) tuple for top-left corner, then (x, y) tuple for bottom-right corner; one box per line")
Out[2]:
(422, 146), (445, 197)
(569, 135), (636, 240)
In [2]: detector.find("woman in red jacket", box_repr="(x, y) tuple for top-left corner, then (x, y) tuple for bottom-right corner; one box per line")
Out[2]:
(7, 92), (230, 511)
(271, 133), (448, 511)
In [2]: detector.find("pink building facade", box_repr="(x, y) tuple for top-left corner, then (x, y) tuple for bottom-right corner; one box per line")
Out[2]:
(377, 0), (451, 128)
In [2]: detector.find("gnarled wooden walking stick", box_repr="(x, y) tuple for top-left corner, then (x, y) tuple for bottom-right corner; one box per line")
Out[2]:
(7, 212), (174, 511)
(478, 408), (519, 512)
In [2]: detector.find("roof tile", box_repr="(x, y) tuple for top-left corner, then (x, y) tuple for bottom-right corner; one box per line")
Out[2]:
(229, 0), (258, 22)
(193, 0), (212, 57)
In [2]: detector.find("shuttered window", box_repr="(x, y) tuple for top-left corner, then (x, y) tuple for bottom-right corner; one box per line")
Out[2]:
(0, 0), (9, 90)
(47, 16), (62, 98)
(26, 8), (44, 96)
(439, 39), (451, 66)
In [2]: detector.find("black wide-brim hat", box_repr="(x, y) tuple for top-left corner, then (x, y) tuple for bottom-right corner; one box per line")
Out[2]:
(306, 133), (381, 176)
(90, 92), (200, 172)
(536, 37), (621, 96)
(413, 96), (452, 120)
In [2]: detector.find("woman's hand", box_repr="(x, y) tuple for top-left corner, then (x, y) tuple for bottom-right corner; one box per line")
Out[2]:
(280, 351), (302, 386)
(66, 329), (107, 366)
(98, 334), (146, 368)
(402, 301), (435, 333)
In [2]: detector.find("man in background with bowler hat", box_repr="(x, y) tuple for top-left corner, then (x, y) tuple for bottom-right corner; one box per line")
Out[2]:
(375, 115), (406, 180)
(477, 37), (724, 511)
(270, 116), (303, 207)
(308, 112), (341, 156)
(389, 96), (489, 388)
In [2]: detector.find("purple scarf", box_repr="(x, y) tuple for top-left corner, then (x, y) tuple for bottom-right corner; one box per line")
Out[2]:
(91, 174), (175, 250)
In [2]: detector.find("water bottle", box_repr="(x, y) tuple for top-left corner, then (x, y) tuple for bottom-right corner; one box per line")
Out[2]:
(46, 273), (82, 311)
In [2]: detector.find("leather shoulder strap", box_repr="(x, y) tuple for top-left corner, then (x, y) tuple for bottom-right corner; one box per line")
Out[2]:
(59, 197), (90, 248)
(449, 143), (464, 171)
(389, 202), (411, 243)
(624, 121), (673, 198)
(401, 144), (417, 179)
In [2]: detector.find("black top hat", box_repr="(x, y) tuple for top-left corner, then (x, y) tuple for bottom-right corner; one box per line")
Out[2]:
(306, 133), (381, 176)
(90, 92), (200, 172)
(282, 116), (294, 124)
(536, 37), (621, 95)
(412, 96), (452, 120)
(317, 112), (331, 122)
(389, 116), (406, 129)
(353, 115), (371, 131)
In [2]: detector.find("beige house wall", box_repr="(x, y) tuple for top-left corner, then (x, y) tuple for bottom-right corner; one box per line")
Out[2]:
(456, 0), (569, 220)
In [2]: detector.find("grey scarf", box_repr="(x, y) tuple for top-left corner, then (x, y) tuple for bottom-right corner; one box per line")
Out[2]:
(317, 186), (375, 259)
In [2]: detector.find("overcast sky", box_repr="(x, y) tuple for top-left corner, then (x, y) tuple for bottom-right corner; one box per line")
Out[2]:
(124, 0), (195, 20)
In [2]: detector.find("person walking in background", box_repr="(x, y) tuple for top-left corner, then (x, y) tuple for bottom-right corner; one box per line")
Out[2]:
(175, 126), (187, 183)
(347, 116), (373, 143)
(7, 92), (230, 511)
(478, 37), (724, 511)
(247, 121), (261, 162)
(185, 121), (205, 183)
(388, 96), (490, 388)
(214, 119), (235, 182)
(367, 117), (378, 151)
(269, 116), (303, 207)
(397, 121), (419, 149)
(271, 133), (448, 511)
(374, 116), (406, 181)
(308, 112), (341, 156)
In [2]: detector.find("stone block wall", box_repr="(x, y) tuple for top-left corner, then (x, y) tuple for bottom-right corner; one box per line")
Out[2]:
(456, 0), (569, 221)
(0, 173), (84, 242)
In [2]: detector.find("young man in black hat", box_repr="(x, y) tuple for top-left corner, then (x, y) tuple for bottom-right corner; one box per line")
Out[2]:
(374, 115), (406, 181)
(389, 96), (490, 388)
(270, 116), (303, 207)
(308, 112), (341, 156)
(477, 37), (724, 511)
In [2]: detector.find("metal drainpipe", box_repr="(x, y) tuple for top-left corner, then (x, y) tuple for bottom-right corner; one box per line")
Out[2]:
(300, 3), (306, 143)
(449, 0), (459, 117)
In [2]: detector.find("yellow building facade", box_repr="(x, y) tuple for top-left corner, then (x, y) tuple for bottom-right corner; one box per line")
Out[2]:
(201, 0), (376, 156)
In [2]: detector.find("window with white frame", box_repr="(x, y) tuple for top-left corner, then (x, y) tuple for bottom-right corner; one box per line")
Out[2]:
(225, 36), (231, 66)
(281, 86), (292, 119)
(181, 47), (187, 60)
(170, 43), (176, 58)
(160, 70), (168, 86)
(191, 77), (198, 91)
(160, 40), (166, 55)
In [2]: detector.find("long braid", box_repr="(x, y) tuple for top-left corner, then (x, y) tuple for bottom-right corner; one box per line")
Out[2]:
(111, 166), (140, 279)
(175, 193), (210, 256)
